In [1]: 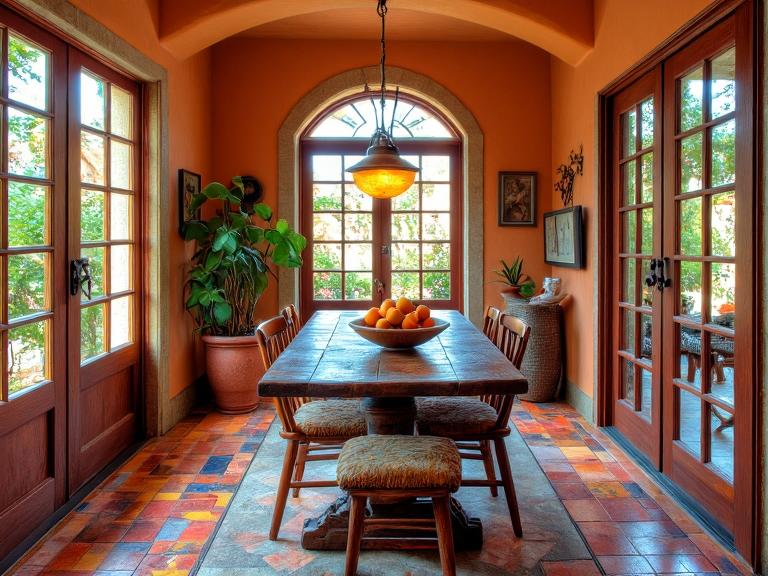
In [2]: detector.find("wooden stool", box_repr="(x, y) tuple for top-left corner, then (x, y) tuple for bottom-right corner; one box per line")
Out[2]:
(337, 435), (462, 576)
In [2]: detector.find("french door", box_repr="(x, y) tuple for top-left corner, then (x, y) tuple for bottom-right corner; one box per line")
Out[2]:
(0, 5), (142, 559)
(301, 139), (462, 315)
(608, 3), (754, 557)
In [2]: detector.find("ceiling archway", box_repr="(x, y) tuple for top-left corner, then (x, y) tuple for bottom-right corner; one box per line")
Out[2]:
(159, 0), (594, 65)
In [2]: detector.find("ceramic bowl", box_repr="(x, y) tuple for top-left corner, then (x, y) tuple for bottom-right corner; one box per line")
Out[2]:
(348, 317), (450, 349)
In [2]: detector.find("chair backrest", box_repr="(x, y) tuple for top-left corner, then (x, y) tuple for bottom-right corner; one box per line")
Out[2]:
(497, 313), (531, 370)
(281, 304), (302, 342)
(482, 306), (502, 344)
(256, 314), (309, 434)
(483, 313), (532, 428)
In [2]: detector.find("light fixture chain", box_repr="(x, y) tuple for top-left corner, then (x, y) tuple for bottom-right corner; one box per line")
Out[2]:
(378, 0), (387, 130)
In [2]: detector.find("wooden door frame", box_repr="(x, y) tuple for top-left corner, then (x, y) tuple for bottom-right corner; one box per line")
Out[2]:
(597, 0), (761, 566)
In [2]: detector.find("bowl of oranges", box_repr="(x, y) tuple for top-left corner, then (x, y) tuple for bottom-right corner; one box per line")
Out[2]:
(349, 297), (449, 349)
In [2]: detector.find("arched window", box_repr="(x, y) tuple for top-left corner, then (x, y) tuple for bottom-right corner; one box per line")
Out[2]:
(300, 93), (462, 316)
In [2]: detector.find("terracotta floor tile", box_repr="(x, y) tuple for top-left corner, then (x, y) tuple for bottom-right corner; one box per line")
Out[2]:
(597, 554), (655, 574)
(541, 559), (602, 575)
(600, 497), (653, 522)
(645, 553), (718, 573)
(563, 499), (610, 522)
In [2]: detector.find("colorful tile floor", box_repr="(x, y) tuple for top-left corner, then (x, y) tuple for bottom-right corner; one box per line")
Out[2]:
(6, 401), (755, 576)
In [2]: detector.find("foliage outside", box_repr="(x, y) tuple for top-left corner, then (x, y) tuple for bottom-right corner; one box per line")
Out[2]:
(184, 177), (306, 336)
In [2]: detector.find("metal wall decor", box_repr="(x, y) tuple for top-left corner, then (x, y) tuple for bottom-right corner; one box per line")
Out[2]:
(554, 145), (584, 207)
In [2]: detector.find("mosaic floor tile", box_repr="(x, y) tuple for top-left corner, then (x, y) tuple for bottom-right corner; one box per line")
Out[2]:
(6, 401), (755, 576)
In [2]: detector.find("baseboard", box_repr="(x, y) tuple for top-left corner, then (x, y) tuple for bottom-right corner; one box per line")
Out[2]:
(162, 375), (209, 434)
(563, 379), (594, 424)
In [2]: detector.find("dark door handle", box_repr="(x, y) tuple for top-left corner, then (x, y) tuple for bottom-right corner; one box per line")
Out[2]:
(656, 257), (672, 292)
(645, 258), (659, 288)
(71, 257), (93, 299)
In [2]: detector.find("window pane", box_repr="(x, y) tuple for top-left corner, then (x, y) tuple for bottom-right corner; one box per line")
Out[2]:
(8, 320), (48, 396)
(110, 140), (132, 190)
(422, 183), (450, 211)
(80, 71), (105, 130)
(8, 34), (48, 111)
(711, 192), (735, 257)
(110, 85), (133, 138)
(81, 130), (106, 185)
(711, 47), (735, 119)
(81, 247), (105, 299)
(421, 156), (449, 181)
(344, 272), (372, 300)
(640, 208), (653, 255)
(680, 67), (704, 131)
(623, 160), (636, 206)
(313, 243), (341, 270)
(8, 107), (47, 178)
(640, 314), (652, 362)
(8, 181), (47, 246)
(313, 184), (342, 211)
(622, 210), (636, 253)
(641, 258), (654, 306)
(680, 133), (703, 192)
(678, 388), (701, 458)
(622, 258), (636, 305)
(423, 243), (449, 270)
(8, 253), (48, 320)
(344, 243), (371, 271)
(422, 213), (450, 241)
(392, 243), (420, 270)
(423, 272), (450, 300)
(640, 98), (654, 149)
(313, 272), (342, 300)
(622, 109), (636, 157)
(621, 359), (634, 402)
(640, 152), (653, 203)
(344, 213), (372, 241)
(621, 309), (636, 354)
(710, 335), (734, 407)
(391, 272), (419, 300)
(110, 296), (132, 349)
(343, 184), (372, 211)
(679, 197), (702, 254)
(639, 367), (652, 421)
(710, 406), (733, 483)
(711, 263), (735, 325)
(111, 193), (132, 240)
(711, 120), (735, 187)
(679, 326), (702, 389)
(81, 189), (105, 241)
(313, 213), (342, 241)
(312, 155), (341, 181)
(391, 184), (419, 211)
(680, 261), (702, 318)
(110, 244), (131, 293)
(81, 304), (105, 361)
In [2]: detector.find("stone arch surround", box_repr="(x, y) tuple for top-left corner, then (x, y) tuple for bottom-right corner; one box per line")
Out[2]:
(277, 65), (485, 326)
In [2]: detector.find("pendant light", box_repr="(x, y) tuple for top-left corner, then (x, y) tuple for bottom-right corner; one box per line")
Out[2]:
(346, 0), (418, 199)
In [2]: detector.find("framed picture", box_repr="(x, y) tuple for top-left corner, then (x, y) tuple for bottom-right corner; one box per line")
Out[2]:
(498, 171), (536, 226)
(178, 169), (201, 235)
(544, 205), (584, 268)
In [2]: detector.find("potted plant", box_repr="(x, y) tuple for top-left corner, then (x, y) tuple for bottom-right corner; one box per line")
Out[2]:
(493, 257), (535, 300)
(184, 176), (306, 413)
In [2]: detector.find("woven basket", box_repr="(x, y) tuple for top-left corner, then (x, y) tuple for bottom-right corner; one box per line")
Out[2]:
(502, 297), (563, 402)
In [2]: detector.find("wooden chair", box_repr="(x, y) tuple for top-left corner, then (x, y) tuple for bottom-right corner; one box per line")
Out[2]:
(338, 435), (460, 576)
(482, 305), (502, 344)
(256, 314), (367, 540)
(281, 303), (302, 341)
(416, 313), (531, 536)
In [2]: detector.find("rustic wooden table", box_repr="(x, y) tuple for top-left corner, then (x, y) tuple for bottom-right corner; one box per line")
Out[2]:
(258, 310), (528, 550)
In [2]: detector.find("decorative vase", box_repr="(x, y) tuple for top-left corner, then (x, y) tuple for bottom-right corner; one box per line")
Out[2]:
(202, 334), (263, 414)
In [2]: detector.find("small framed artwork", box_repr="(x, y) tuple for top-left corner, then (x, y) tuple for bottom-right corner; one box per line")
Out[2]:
(498, 171), (536, 226)
(544, 205), (584, 268)
(178, 169), (201, 235)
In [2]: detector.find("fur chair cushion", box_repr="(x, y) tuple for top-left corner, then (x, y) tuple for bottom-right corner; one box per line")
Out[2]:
(293, 399), (367, 437)
(337, 435), (461, 492)
(416, 397), (499, 436)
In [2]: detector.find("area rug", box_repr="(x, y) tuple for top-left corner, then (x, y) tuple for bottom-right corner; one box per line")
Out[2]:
(195, 415), (592, 575)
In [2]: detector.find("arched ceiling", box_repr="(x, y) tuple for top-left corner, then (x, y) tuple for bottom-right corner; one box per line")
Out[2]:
(158, 0), (595, 65)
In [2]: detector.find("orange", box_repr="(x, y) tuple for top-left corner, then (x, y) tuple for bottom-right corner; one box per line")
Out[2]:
(402, 312), (420, 330)
(379, 298), (396, 316)
(375, 318), (392, 329)
(385, 307), (405, 326)
(364, 307), (382, 327)
(420, 317), (436, 328)
(396, 296), (415, 315)
(415, 304), (430, 321)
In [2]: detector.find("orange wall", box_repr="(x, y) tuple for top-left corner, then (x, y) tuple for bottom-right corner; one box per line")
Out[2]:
(210, 38), (553, 320)
(550, 0), (715, 401)
(70, 0), (212, 398)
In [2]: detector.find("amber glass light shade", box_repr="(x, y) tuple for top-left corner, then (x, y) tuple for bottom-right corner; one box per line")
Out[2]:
(347, 139), (419, 199)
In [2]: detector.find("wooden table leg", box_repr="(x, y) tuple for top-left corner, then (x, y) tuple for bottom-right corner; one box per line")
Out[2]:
(301, 396), (484, 551)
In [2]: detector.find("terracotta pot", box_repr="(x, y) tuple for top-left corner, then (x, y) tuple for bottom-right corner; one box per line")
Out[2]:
(500, 286), (523, 299)
(202, 334), (264, 414)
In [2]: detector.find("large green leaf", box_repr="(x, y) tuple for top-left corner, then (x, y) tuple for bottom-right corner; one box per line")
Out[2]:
(203, 182), (230, 199)
(254, 203), (272, 221)
(229, 212), (248, 230)
(265, 229), (282, 245)
(286, 230), (307, 253)
(275, 218), (289, 235)
(213, 301), (232, 324)
(204, 250), (224, 272)
(245, 225), (265, 244)
(213, 226), (234, 252)
(188, 193), (207, 215)
(183, 220), (209, 241)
